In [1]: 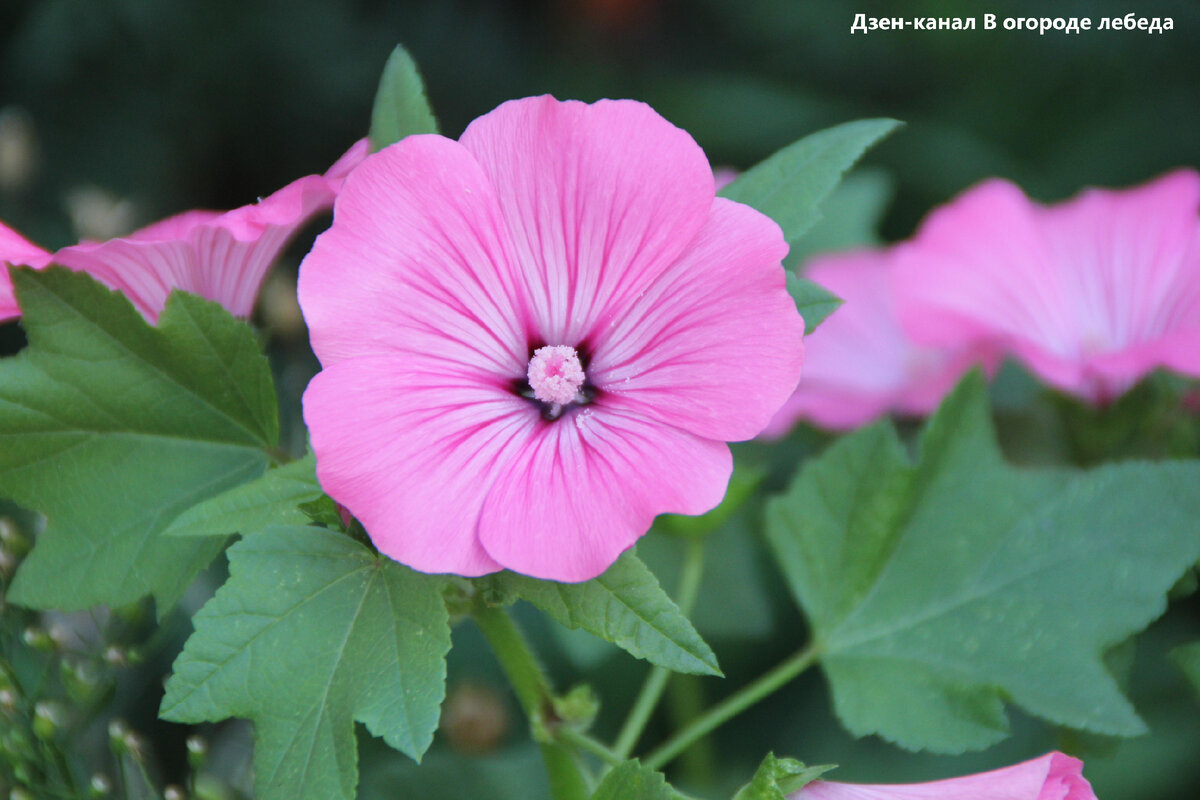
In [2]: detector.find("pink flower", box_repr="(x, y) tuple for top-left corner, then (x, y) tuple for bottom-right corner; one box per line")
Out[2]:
(761, 249), (988, 435)
(792, 752), (1096, 800)
(299, 96), (804, 581)
(0, 220), (52, 322)
(894, 170), (1200, 403)
(45, 140), (367, 323)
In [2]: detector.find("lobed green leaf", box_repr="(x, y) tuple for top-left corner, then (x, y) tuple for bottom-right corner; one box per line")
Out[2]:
(766, 373), (1200, 752)
(496, 551), (721, 676)
(590, 760), (674, 800)
(1, 267), (278, 612)
(161, 525), (452, 800)
(165, 452), (321, 537)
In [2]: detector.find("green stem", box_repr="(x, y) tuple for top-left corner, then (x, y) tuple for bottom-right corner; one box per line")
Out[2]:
(642, 644), (819, 772)
(556, 727), (624, 767)
(473, 603), (591, 800)
(613, 538), (706, 759)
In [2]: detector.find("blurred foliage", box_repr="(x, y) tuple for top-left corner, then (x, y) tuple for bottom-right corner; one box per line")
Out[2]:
(2, 1), (1200, 799)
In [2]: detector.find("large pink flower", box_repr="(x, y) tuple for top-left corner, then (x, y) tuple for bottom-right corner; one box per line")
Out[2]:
(761, 249), (987, 435)
(792, 752), (1096, 800)
(0, 220), (52, 322)
(44, 140), (366, 323)
(299, 96), (805, 581)
(894, 170), (1200, 403)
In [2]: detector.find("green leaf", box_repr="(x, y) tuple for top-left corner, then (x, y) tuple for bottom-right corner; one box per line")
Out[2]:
(734, 753), (836, 800)
(368, 44), (439, 151)
(720, 118), (901, 246)
(165, 452), (321, 537)
(161, 525), (451, 800)
(785, 168), (894, 267)
(1171, 641), (1200, 699)
(1, 267), (277, 612)
(590, 760), (674, 800)
(786, 272), (842, 335)
(765, 373), (1200, 752)
(495, 551), (721, 676)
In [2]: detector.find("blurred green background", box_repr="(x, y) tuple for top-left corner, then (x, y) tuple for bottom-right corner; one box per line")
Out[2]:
(1, 1), (1198, 798)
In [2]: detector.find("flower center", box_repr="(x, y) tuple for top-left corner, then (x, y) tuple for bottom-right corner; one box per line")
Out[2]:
(527, 345), (586, 406)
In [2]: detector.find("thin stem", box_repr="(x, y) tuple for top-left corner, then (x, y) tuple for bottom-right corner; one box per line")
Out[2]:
(473, 603), (591, 800)
(613, 538), (706, 759)
(556, 727), (624, 767)
(642, 644), (819, 772)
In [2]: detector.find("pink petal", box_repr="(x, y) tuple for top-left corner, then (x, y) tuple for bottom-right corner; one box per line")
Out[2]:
(302, 355), (520, 576)
(458, 95), (716, 345)
(793, 752), (1095, 800)
(298, 135), (530, 376)
(0, 220), (52, 322)
(324, 137), (370, 193)
(589, 198), (803, 441)
(895, 171), (1200, 403)
(478, 399), (732, 581)
(54, 173), (335, 322)
(762, 249), (985, 435)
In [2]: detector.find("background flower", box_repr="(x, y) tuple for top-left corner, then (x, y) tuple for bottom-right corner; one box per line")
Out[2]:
(300, 95), (804, 581)
(761, 248), (987, 435)
(893, 171), (1200, 403)
(792, 752), (1096, 800)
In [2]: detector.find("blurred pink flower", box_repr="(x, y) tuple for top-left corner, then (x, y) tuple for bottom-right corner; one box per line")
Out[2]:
(761, 249), (987, 435)
(792, 752), (1096, 800)
(46, 140), (366, 323)
(894, 170), (1200, 403)
(0, 220), (51, 322)
(299, 96), (804, 581)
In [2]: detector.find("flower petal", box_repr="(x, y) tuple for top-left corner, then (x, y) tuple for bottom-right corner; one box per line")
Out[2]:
(302, 355), (528, 576)
(763, 249), (983, 434)
(478, 402), (732, 582)
(589, 198), (803, 441)
(55, 174), (334, 321)
(458, 95), (716, 345)
(298, 135), (530, 376)
(0, 220), (52, 322)
(793, 752), (1094, 800)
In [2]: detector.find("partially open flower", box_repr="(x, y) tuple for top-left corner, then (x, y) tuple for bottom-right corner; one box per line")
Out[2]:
(791, 752), (1096, 800)
(300, 95), (804, 581)
(894, 170), (1200, 404)
(39, 140), (367, 324)
(762, 249), (988, 434)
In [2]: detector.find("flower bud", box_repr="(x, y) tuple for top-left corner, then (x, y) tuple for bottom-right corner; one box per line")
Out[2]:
(88, 774), (113, 798)
(163, 785), (186, 800)
(21, 627), (54, 653)
(32, 701), (64, 740)
(107, 719), (129, 755)
(186, 734), (208, 770)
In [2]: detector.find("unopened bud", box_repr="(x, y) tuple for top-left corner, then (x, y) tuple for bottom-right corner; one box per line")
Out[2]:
(88, 774), (113, 798)
(22, 627), (54, 652)
(0, 688), (16, 714)
(123, 732), (146, 763)
(107, 719), (129, 755)
(439, 682), (511, 754)
(186, 734), (208, 770)
(102, 646), (126, 667)
(33, 701), (64, 740)
(164, 786), (186, 800)
(10, 787), (35, 800)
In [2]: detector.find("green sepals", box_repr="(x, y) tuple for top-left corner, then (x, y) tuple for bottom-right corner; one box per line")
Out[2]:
(1171, 642), (1200, 700)
(369, 44), (439, 151)
(589, 760), (674, 800)
(785, 272), (842, 335)
(550, 684), (600, 731)
(165, 452), (320, 537)
(719, 118), (902, 247)
(493, 551), (721, 677)
(1, 267), (278, 613)
(161, 525), (451, 800)
(734, 753), (836, 800)
(766, 372), (1200, 752)
(658, 462), (765, 540)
